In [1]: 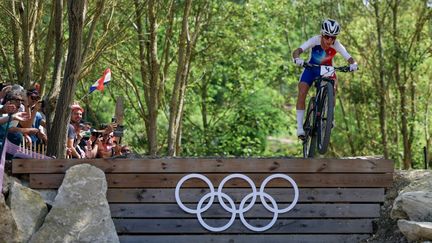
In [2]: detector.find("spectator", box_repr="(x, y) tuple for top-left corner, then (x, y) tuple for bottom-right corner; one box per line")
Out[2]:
(0, 84), (12, 103)
(78, 126), (99, 159)
(96, 124), (120, 158)
(120, 145), (131, 155)
(0, 91), (36, 151)
(19, 88), (47, 145)
(66, 104), (84, 158)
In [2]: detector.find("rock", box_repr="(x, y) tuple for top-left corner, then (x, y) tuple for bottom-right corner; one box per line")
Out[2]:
(398, 219), (432, 241)
(0, 194), (21, 243)
(2, 173), (21, 195)
(7, 181), (48, 242)
(391, 191), (432, 221)
(400, 171), (432, 193)
(365, 170), (432, 242)
(35, 189), (57, 207)
(30, 164), (119, 243)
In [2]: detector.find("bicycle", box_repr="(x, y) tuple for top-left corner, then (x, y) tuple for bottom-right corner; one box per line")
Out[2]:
(302, 63), (352, 158)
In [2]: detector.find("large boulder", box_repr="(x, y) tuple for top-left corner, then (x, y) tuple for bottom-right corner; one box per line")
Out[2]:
(399, 171), (432, 193)
(2, 173), (21, 195)
(35, 189), (57, 207)
(7, 181), (48, 242)
(30, 164), (119, 243)
(391, 191), (432, 221)
(0, 194), (21, 243)
(391, 171), (432, 241)
(398, 219), (432, 241)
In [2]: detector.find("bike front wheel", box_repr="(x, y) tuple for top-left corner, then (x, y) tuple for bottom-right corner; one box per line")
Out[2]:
(317, 82), (334, 154)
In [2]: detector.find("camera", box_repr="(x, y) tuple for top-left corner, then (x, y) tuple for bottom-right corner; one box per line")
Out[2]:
(113, 125), (124, 137)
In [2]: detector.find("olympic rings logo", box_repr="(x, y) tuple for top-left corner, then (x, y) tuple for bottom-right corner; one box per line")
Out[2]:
(175, 173), (299, 232)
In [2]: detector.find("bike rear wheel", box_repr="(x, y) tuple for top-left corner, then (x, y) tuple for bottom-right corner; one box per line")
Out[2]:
(303, 97), (316, 158)
(317, 82), (334, 154)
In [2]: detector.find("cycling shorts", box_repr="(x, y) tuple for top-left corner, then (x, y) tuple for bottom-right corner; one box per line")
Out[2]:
(299, 67), (336, 86)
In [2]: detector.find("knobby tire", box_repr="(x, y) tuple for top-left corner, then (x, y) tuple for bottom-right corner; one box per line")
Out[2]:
(303, 97), (316, 158)
(317, 82), (334, 154)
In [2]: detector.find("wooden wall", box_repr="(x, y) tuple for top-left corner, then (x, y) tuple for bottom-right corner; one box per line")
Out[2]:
(13, 158), (394, 243)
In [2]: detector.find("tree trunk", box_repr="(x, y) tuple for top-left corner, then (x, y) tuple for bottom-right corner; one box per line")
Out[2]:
(167, 0), (192, 156)
(398, 85), (411, 169)
(147, 0), (160, 156)
(46, 0), (64, 133)
(373, 1), (389, 159)
(81, 0), (105, 62)
(19, 0), (40, 88)
(338, 96), (355, 155)
(47, 0), (86, 158)
(391, 0), (412, 169)
(133, 0), (152, 154)
(200, 75), (210, 154)
(39, 0), (56, 94)
(10, 0), (23, 83)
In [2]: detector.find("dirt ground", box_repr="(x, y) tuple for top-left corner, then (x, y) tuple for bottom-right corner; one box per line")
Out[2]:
(364, 170), (431, 243)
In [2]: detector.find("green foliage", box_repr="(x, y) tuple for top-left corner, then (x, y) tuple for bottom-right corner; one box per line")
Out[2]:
(182, 87), (287, 156)
(1, 0), (431, 167)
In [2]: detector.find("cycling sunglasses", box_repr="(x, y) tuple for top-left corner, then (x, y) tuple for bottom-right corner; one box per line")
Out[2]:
(322, 35), (336, 40)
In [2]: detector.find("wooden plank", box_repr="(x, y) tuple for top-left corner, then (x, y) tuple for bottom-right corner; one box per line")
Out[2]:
(107, 188), (385, 203)
(13, 158), (394, 174)
(29, 173), (394, 189)
(118, 234), (371, 243)
(109, 203), (380, 218)
(113, 219), (373, 234)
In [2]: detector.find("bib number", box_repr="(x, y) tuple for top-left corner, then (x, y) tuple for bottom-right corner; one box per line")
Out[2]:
(320, 66), (335, 77)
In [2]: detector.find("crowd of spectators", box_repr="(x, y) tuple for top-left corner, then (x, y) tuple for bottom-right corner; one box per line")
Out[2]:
(66, 103), (130, 159)
(0, 83), (131, 159)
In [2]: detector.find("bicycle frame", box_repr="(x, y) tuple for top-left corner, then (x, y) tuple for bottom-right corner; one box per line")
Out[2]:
(302, 63), (350, 158)
(303, 78), (334, 154)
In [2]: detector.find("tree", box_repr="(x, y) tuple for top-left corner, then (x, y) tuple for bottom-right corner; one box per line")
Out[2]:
(47, 0), (87, 158)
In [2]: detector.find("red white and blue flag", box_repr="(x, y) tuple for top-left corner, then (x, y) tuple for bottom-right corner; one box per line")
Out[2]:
(89, 68), (111, 93)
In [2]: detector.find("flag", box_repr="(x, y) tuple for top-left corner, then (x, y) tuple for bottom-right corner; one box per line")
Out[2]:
(89, 68), (111, 93)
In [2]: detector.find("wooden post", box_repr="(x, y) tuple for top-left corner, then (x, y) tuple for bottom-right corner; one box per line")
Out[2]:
(114, 96), (124, 125)
(114, 96), (124, 144)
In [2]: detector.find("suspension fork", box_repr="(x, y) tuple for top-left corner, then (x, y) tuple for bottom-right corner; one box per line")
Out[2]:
(315, 87), (323, 118)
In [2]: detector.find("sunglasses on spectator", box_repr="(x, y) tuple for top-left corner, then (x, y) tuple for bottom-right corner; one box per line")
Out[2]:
(10, 98), (24, 103)
(322, 35), (336, 40)
(30, 96), (40, 101)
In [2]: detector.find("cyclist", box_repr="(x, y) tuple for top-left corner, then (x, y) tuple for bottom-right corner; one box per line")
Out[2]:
(292, 18), (358, 139)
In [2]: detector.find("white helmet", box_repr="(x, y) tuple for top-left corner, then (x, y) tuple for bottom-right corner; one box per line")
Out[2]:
(321, 19), (340, 36)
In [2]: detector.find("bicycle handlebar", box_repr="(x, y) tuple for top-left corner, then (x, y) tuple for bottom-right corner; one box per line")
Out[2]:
(303, 63), (352, 72)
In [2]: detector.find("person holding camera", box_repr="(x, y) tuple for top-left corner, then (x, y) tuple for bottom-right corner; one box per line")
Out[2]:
(95, 124), (123, 158)
(19, 88), (47, 146)
(77, 126), (99, 159)
(0, 91), (34, 151)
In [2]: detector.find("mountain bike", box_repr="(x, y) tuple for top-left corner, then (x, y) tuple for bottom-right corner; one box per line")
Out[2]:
(302, 63), (351, 158)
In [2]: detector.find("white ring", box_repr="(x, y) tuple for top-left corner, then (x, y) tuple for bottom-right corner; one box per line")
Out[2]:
(260, 174), (299, 213)
(175, 174), (215, 214)
(217, 173), (257, 213)
(175, 173), (299, 232)
(239, 191), (279, 232)
(196, 192), (236, 232)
